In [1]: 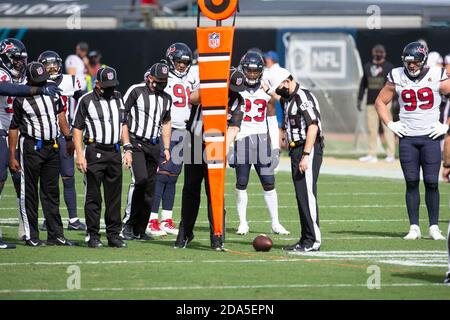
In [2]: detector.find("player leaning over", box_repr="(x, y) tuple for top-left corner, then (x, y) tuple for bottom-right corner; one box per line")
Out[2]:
(375, 42), (450, 240)
(231, 51), (289, 235)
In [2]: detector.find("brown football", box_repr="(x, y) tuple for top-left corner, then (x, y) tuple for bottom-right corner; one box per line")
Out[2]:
(252, 234), (273, 252)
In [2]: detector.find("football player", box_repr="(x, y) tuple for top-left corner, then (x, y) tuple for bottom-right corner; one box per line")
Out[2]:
(375, 41), (450, 240)
(145, 42), (199, 237)
(0, 39), (60, 248)
(231, 51), (289, 235)
(37, 50), (86, 231)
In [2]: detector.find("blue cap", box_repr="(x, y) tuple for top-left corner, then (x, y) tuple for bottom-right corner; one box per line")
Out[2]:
(264, 51), (279, 63)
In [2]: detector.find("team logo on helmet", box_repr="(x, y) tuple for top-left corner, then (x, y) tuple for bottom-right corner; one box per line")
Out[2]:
(1, 43), (14, 54)
(168, 46), (176, 55)
(107, 72), (114, 80)
(208, 32), (220, 49)
(36, 66), (43, 75)
(418, 47), (427, 55)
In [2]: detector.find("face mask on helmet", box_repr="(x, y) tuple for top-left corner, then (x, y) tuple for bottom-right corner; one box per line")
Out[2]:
(172, 58), (191, 77)
(9, 53), (27, 79)
(402, 57), (424, 78)
(43, 60), (61, 80)
(243, 66), (262, 86)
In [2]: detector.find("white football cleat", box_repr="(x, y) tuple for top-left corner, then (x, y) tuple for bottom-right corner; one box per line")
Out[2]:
(272, 223), (290, 235)
(359, 155), (378, 163)
(236, 223), (249, 235)
(429, 225), (446, 240)
(160, 219), (179, 235)
(403, 224), (421, 240)
(145, 219), (167, 237)
(385, 155), (395, 163)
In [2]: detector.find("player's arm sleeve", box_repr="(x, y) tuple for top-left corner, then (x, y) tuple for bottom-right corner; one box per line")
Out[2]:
(9, 98), (24, 129)
(72, 97), (87, 130)
(357, 67), (367, 101)
(440, 68), (449, 81)
(0, 82), (38, 97)
(228, 95), (244, 128)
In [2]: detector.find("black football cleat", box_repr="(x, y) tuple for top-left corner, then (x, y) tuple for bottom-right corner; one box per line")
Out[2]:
(39, 220), (47, 232)
(282, 242), (320, 252)
(68, 220), (86, 231)
(120, 224), (135, 240)
(444, 272), (450, 285)
(211, 235), (225, 251)
(47, 237), (77, 246)
(108, 237), (127, 248)
(173, 233), (194, 249)
(25, 239), (46, 247)
(135, 233), (153, 241)
(0, 238), (16, 249)
(87, 238), (103, 248)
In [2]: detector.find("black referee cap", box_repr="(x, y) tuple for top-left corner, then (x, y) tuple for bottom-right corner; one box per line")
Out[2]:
(229, 67), (246, 92)
(26, 61), (49, 85)
(145, 62), (170, 80)
(96, 66), (119, 88)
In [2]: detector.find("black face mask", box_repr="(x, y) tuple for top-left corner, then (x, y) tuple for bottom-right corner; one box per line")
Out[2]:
(151, 81), (167, 93)
(275, 86), (290, 98)
(100, 87), (115, 98)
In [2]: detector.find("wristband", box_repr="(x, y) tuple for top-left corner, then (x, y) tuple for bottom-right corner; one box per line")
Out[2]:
(123, 143), (133, 152)
(65, 135), (73, 142)
(302, 151), (310, 156)
(444, 163), (450, 168)
(164, 147), (170, 151)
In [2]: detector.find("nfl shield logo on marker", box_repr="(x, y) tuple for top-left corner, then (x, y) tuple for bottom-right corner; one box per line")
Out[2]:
(208, 32), (220, 49)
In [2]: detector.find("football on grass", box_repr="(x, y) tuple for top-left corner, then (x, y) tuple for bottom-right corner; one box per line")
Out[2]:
(253, 234), (273, 252)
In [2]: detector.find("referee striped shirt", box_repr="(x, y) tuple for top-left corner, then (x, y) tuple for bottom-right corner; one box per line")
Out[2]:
(72, 89), (126, 145)
(280, 83), (323, 143)
(123, 83), (172, 140)
(10, 95), (64, 141)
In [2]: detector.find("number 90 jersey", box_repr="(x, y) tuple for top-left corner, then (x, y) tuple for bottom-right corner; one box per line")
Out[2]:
(165, 70), (199, 130)
(236, 87), (270, 140)
(388, 66), (447, 136)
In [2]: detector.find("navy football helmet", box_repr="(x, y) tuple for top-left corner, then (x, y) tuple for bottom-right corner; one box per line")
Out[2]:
(0, 38), (27, 81)
(165, 42), (192, 78)
(38, 50), (63, 81)
(239, 51), (264, 86)
(401, 42), (428, 77)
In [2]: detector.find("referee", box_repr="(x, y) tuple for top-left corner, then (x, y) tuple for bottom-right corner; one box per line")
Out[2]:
(72, 66), (131, 248)
(121, 62), (172, 240)
(174, 68), (245, 250)
(8, 62), (75, 247)
(264, 67), (324, 252)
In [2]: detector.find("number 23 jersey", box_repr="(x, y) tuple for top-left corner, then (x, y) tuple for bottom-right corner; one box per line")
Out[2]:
(236, 87), (270, 140)
(388, 66), (447, 136)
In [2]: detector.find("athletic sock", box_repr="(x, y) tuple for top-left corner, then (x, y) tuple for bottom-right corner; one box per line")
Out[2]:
(151, 174), (169, 214)
(424, 182), (439, 226)
(161, 210), (173, 221)
(62, 177), (77, 220)
(161, 175), (178, 213)
(264, 189), (279, 225)
(236, 189), (248, 225)
(17, 198), (25, 238)
(149, 212), (159, 221)
(405, 181), (420, 225)
(69, 218), (79, 224)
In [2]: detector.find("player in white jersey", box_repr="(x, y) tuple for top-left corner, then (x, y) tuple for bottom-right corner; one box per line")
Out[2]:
(231, 51), (289, 235)
(38, 51), (86, 231)
(375, 42), (450, 241)
(146, 43), (199, 237)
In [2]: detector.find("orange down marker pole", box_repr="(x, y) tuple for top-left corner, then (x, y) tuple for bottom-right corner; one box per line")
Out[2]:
(196, 0), (238, 237)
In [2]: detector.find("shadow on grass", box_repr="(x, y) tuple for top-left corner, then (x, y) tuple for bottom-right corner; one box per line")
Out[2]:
(330, 230), (405, 238)
(391, 271), (445, 284)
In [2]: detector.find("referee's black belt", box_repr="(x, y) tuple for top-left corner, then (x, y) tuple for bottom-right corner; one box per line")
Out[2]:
(288, 140), (305, 149)
(86, 141), (120, 152)
(130, 134), (159, 145)
(22, 134), (56, 145)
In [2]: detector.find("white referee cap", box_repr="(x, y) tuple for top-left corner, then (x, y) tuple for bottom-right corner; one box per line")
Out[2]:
(267, 67), (291, 94)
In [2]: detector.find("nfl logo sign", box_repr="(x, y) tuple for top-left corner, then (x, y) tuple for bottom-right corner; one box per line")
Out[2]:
(208, 32), (220, 49)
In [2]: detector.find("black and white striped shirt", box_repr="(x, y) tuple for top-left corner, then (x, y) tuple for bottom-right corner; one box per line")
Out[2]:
(123, 83), (172, 140)
(72, 89), (126, 145)
(281, 83), (322, 143)
(10, 95), (64, 141)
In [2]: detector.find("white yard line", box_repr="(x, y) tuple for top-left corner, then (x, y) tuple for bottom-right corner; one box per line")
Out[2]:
(0, 282), (447, 294)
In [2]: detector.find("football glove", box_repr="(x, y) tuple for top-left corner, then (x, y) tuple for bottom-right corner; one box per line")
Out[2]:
(387, 121), (407, 138)
(38, 84), (62, 98)
(428, 121), (449, 140)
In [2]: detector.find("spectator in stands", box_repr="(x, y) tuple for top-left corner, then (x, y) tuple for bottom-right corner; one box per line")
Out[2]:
(85, 50), (105, 92)
(65, 42), (89, 92)
(131, 0), (159, 28)
(357, 44), (395, 163)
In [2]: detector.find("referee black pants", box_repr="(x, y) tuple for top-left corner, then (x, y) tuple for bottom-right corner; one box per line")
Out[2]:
(289, 141), (323, 249)
(123, 139), (160, 236)
(176, 163), (225, 245)
(84, 144), (122, 240)
(19, 136), (64, 241)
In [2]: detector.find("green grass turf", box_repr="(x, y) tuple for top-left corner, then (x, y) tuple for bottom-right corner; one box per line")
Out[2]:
(0, 165), (449, 300)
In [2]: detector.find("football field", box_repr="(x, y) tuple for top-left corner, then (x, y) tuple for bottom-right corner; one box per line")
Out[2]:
(0, 163), (449, 300)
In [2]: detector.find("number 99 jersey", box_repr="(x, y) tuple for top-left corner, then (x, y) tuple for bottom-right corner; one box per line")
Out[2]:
(388, 66), (448, 136)
(165, 70), (199, 130)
